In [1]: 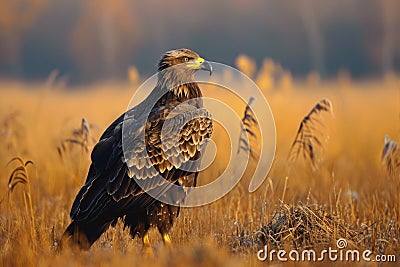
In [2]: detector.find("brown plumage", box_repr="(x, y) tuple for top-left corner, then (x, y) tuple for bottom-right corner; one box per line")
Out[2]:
(62, 48), (213, 250)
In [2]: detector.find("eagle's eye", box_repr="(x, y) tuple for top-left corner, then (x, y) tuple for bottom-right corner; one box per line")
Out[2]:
(183, 57), (189, 62)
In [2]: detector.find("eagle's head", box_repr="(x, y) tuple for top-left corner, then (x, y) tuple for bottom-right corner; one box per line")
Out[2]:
(158, 48), (212, 77)
(156, 48), (211, 98)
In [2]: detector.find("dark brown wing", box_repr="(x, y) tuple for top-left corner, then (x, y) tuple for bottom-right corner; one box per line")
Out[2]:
(70, 102), (212, 222)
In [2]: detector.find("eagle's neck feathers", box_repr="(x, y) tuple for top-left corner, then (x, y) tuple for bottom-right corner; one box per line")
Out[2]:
(157, 69), (202, 102)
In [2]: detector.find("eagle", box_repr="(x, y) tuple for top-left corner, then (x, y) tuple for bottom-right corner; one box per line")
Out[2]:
(61, 48), (213, 250)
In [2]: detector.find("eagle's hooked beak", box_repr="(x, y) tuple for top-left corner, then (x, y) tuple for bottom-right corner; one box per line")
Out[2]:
(186, 57), (212, 75)
(192, 57), (212, 76)
(200, 60), (212, 76)
(200, 61), (212, 76)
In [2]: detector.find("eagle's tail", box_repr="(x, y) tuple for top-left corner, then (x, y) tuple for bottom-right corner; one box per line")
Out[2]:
(61, 221), (92, 250)
(61, 220), (111, 250)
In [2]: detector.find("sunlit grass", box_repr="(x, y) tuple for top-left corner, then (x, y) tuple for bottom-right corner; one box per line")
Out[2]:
(0, 72), (399, 266)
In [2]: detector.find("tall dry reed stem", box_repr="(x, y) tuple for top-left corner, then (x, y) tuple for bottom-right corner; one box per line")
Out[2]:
(288, 98), (334, 171)
(7, 157), (37, 249)
(237, 97), (258, 159)
(57, 117), (95, 159)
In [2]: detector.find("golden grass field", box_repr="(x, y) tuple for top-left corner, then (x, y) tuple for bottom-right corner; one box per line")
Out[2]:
(0, 73), (399, 266)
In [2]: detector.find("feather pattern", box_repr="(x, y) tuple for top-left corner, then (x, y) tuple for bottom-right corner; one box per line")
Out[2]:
(69, 50), (213, 223)
(63, 49), (213, 249)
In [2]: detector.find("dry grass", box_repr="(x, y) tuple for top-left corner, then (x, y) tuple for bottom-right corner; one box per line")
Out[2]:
(0, 75), (399, 266)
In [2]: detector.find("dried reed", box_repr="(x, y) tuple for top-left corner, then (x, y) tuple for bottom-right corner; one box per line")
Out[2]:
(57, 117), (95, 159)
(382, 134), (400, 178)
(7, 157), (36, 247)
(237, 97), (258, 159)
(288, 98), (333, 171)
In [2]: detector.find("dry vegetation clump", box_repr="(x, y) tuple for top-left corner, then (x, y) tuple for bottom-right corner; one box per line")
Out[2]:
(232, 201), (363, 250)
(260, 202), (365, 249)
(233, 199), (400, 257)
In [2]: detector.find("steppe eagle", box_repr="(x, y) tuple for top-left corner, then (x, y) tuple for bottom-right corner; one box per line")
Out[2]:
(62, 48), (213, 250)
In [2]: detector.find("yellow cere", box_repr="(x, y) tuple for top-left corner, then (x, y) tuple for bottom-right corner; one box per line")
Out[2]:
(187, 57), (204, 68)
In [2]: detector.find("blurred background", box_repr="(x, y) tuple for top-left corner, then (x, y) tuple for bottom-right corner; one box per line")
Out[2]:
(0, 0), (399, 84)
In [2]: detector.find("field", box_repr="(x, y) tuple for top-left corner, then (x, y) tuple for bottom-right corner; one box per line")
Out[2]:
(0, 73), (399, 266)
